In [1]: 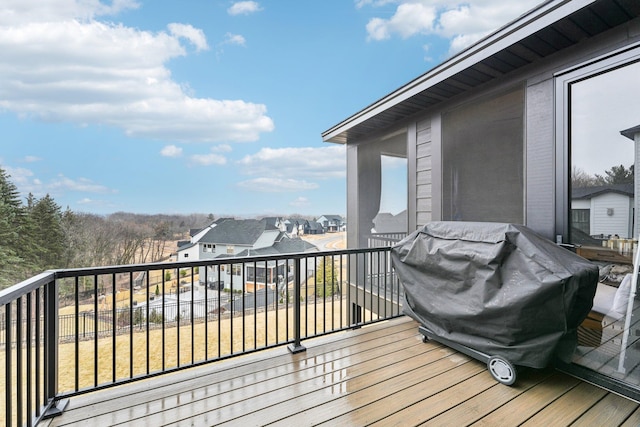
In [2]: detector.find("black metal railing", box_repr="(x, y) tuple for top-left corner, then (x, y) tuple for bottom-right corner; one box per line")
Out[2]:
(0, 247), (402, 427)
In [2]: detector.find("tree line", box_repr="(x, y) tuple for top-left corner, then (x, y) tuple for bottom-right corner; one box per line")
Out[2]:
(571, 164), (634, 188)
(0, 167), (212, 290)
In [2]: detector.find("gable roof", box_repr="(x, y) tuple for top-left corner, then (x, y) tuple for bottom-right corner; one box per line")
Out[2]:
(322, 0), (640, 144)
(572, 183), (634, 199)
(234, 238), (318, 257)
(198, 219), (278, 246)
(319, 215), (343, 222)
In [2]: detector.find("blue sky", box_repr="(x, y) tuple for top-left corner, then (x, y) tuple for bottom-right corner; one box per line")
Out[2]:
(0, 0), (541, 217)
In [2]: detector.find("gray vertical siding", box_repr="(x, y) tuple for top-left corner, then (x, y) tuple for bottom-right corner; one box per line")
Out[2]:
(416, 118), (432, 228)
(525, 78), (556, 240)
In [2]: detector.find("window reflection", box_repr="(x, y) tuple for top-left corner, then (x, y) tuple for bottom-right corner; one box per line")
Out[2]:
(570, 61), (640, 248)
(571, 60), (640, 389)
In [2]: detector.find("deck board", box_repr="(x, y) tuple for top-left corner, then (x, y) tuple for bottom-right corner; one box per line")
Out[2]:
(45, 316), (640, 427)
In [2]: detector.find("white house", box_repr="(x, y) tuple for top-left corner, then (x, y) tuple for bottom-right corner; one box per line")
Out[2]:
(317, 215), (344, 233)
(571, 184), (634, 239)
(176, 218), (318, 291)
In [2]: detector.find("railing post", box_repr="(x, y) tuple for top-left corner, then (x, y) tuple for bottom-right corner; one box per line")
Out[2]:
(288, 257), (306, 354)
(43, 277), (68, 419)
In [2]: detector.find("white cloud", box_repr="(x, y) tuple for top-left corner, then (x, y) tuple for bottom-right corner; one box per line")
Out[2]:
(168, 23), (209, 51)
(290, 196), (310, 207)
(0, 2), (274, 143)
(367, 3), (436, 41)
(237, 178), (318, 193)
(190, 152), (227, 166)
(0, 0), (140, 24)
(236, 146), (345, 194)
(49, 174), (116, 194)
(160, 145), (183, 157)
(4, 166), (35, 188)
(238, 146), (346, 179)
(355, 0), (397, 8)
(5, 166), (116, 198)
(228, 1), (263, 16)
(363, 1), (540, 53)
(24, 155), (42, 162)
(211, 144), (232, 152)
(223, 33), (246, 47)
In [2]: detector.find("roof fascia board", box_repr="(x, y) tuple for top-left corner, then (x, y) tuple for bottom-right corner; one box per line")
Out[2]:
(322, 0), (594, 143)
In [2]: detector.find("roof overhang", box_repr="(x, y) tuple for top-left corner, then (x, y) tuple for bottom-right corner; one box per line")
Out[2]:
(621, 124), (640, 140)
(322, 0), (640, 144)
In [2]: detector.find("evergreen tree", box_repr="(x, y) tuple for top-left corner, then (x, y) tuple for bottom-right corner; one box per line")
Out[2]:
(0, 167), (26, 289)
(27, 194), (66, 270)
(315, 257), (338, 297)
(595, 164), (634, 185)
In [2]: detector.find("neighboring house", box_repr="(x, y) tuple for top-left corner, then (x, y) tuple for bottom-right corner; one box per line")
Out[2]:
(261, 217), (288, 233)
(317, 215), (344, 233)
(571, 184), (634, 239)
(303, 220), (324, 235)
(283, 218), (304, 236)
(176, 218), (318, 292)
(322, 0), (640, 403)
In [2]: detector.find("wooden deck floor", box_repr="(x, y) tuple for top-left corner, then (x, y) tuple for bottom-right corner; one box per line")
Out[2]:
(44, 316), (640, 426)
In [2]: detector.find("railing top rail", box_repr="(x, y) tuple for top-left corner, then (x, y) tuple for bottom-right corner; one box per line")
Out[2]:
(0, 270), (56, 305)
(53, 247), (392, 279)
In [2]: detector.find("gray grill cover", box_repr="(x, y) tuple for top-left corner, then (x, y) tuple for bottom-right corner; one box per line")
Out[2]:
(391, 222), (598, 368)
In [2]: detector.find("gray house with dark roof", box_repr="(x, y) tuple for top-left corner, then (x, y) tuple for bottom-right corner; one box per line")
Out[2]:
(176, 218), (318, 291)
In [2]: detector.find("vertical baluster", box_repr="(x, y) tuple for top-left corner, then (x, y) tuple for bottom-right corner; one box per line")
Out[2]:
(204, 265), (208, 361)
(217, 264), (221, 359)
(241, 262), (245, 353)
(73, 277), (79, 391)
(26, 293), (32, 427)
(5, 301), (12, 427)
(191, 266), (195, 365)
(304, 256), (309, 337)
(129, 271), (133, 379)
(35, 288), (41, 417)
(230, 263), (233, 355)
(16, 297), (23, 427)
(146, 270), (150, 376)
(112, 273), (117, 383)
(287, 257), (305, 354)
(264, 260), (268, 347)
(275, 259), (280, 344)
(162, 269), (166, 371)
(176, 267), (180, 368)
(253, 261), (257, 349)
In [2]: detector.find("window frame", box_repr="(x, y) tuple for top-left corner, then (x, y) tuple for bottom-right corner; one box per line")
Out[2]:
(554, 42), (640, 242)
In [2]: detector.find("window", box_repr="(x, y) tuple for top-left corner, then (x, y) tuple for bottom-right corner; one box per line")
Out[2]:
(183, 253), (188, 258)
(571, 209), (590, 236)
(556, 45), (640, 402)
(568, 60), (640, 244)
(232, 264), (242, 276)
(227, 245), (234, 254)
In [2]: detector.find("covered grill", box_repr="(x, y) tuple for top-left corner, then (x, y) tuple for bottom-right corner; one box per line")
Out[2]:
(391, 222), (598, 385)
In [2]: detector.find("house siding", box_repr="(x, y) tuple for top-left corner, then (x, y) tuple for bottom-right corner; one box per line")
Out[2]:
(590, 193), (633, 238)
(416, 118), (433, 228)
(525, 78), (555, 239)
